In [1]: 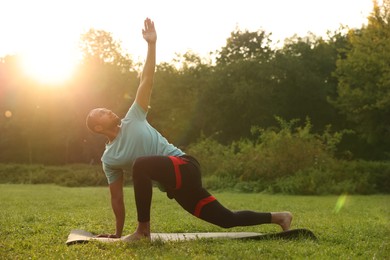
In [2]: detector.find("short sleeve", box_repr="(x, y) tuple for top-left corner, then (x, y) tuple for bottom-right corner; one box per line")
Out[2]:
(102, 163), (123, 184)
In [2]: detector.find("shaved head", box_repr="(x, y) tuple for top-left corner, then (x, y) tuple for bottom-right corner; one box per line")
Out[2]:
(86, 108), (120, 133)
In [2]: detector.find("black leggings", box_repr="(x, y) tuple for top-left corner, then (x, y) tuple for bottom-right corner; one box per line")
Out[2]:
(132, 155), (271, 228)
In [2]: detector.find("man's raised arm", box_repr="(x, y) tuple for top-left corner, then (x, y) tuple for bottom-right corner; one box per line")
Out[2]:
(135, 18), (157, 112)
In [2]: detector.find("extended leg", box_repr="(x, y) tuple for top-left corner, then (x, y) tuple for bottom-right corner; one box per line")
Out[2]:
(199, 197), (272, 228)
(201, 198), (292, 230)
(171, 155), (293, 230)
(174, 188), (291, 230)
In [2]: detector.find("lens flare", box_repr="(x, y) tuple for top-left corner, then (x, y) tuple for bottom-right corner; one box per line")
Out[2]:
(4, 110), (12, 118)
(334, 193), (348, 213)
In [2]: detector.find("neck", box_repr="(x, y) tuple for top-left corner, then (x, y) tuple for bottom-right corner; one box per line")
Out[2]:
(104, 126), (120, 143)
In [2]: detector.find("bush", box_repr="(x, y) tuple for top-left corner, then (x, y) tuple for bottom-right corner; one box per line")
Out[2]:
(185, 137), (232, 177)
(269, 160), (390, 195)
(189, 118), (338, 181)
(188, 118), (389, 194)
(332, 160), (390, 194)
(0, 164), (108, 187)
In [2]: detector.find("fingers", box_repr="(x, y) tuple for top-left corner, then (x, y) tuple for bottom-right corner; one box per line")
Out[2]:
(96, 234), (110, 238)
(96, 234), (119, 238)
(142, 17), (157, 43)
(143, 17), (155, 32)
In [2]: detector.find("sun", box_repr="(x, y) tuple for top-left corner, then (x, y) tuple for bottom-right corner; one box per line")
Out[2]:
(21, 45), (80, 86)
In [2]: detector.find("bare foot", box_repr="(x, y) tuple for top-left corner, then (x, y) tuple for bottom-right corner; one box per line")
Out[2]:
(122, 232), (151, 242)
(271, 211), (293, 231)
(122, 221), (151, 242)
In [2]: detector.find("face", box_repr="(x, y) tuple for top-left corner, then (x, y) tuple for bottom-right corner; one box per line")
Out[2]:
(90, 108), (120, 132)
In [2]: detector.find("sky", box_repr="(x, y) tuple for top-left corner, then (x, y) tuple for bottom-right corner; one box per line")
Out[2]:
(0, 0), (375, 83)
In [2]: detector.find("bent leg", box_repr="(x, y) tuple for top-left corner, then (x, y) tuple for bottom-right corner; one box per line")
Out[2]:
(129, 156), (179, 241)
(132, 156), (176, 222)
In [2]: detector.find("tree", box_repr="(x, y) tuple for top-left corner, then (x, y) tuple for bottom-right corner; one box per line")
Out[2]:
(216, 28), (273, 65)
(333, 0), (390, 149)
(151, 52), (212, 146)
(0, 55), (30, 162)
(75, 29), (139, 162)
(272, 32), (348, 133)
(76, 28), (139, 113)
(79, 29), (133, 72)
(198, 29), (276, 143)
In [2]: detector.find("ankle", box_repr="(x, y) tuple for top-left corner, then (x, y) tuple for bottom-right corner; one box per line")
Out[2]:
(136, 221), (150, 235)
(271, 211), (293, 231)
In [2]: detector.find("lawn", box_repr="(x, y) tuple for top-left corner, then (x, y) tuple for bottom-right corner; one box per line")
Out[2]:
(0, 184), (388, 259)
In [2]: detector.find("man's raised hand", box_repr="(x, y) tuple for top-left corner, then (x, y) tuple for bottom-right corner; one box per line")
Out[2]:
(142, 18), (157, 44)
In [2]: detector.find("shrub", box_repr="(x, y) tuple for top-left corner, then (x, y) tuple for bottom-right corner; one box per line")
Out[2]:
(186, 137), (234, 177)
(264, 158), (390, 195)
(188, 117), (340, 182)
(188, 118), (389, 194)
(0, 164), (108, 187)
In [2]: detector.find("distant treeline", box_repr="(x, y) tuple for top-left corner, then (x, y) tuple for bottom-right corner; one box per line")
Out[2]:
(1, 121), (389, 194)
(187, 121), (390, 194)
(0, 2), (389, 165)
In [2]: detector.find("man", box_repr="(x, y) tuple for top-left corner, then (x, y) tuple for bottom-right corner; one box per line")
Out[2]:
(86, 18), (292, 241)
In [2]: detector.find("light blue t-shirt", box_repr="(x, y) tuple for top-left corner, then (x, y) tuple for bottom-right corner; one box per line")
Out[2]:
(101, 102), (184, 184)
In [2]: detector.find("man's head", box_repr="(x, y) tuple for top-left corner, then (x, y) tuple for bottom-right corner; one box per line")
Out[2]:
(86, 108), (121, 134)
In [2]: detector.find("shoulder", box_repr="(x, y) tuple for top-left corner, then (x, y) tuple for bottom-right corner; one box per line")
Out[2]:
(123, 102), (148, 122)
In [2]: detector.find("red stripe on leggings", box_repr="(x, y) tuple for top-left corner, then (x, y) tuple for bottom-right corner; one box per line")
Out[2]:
(168, 156), (187, 190)
(194, 196), (216, 217)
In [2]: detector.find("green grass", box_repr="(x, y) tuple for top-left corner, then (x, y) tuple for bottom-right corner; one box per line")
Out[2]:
(0, 184), (389, 259)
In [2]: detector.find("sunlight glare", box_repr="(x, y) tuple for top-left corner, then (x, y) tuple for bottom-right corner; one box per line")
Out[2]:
(21, 46), (80, 86)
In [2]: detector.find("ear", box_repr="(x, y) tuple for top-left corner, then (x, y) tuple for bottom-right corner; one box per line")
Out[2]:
(94, 125), (103, 133)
